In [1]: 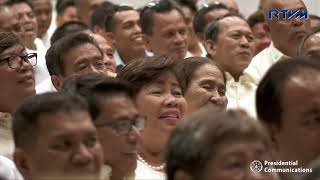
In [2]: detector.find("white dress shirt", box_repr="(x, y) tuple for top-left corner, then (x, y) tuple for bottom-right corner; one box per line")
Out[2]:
(244, 42), (289, 85)
(226, 72), (257, 118)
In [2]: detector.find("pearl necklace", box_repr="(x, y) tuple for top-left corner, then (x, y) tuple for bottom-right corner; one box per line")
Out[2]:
(137, 154), (165, 171)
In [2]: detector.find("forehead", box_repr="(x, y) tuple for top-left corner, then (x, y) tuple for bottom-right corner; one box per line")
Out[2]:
(219, 16), (251, 32)
(204, 9), (229, 24)
(11, 2), (32, 12)
(32, 0), (51, 8)
(153, 9), (185, 26)
(266, 0), (306, 10)
(193, 63), (223, 79)
(114, 10), (139, 23)
(37, 111), (96, 135)
(100, 95), (136, 115)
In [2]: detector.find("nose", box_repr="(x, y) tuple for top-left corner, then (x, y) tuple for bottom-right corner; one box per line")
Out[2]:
(291, 17), (305, 27)
(173, 32), (185, 45)
(163, 94), (178, 107)
(72, 144), (93, 167)
(19, 57), (34, 72)
(240, 36), (250, 48)
(133, 23), (142, 33)
(210, 94), (227, 109)
(127, 126), (140, 144)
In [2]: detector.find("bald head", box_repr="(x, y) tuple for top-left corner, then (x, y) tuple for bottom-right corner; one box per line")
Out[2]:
(262, 0), (306, 18)
(208, 0), (239, 13)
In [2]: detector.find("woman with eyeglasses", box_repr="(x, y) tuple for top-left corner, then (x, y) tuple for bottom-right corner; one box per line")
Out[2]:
(118, 55), (187, 180)
(0, 31), (36, 179)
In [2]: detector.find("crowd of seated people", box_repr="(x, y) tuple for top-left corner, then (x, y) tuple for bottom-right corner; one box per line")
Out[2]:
(1, 0), (320, 180)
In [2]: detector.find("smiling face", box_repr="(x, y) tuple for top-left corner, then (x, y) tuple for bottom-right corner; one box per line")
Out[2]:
(206, 16), (254, 79)
(144, 9), (188, 60)
(113, 10), (145, 54)
(11, 2), (38, 44)
(185, 64), (227, 115)
(0, 44), (35, 112)
(136, 72), (187, 152)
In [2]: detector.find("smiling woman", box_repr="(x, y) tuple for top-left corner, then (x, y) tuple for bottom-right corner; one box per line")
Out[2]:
(118, 55), (187, 180)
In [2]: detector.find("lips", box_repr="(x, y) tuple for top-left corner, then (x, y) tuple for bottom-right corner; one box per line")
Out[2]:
(131, 34), (143, 43)
(159, 109), (181, 124)
(17, 74), (34, 84)
(294, 30), (307, 38)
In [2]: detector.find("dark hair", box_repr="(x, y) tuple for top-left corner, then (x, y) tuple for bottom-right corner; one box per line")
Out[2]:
(247, 10), (265, 28)
(90, 1), (115, 29)
(174, 0), (197, 13)
(298, 26), (320, 56)
(205, 12), (245, 41)
(140, 0), (185, 35)
(56, 0), (75, 15)
(46, 32), (102, 76)
(166, 105), (270, 179)
(117, 55), (179, 96)
(104, 5), (134, 32)
(256, 57), (320, 128)
(6, 0), (33, 9)
(0, 32), (23, 55)
(12, 92), (89, 151)
(50, 21), (90, 44)
(61, 73), (133, 120)
(310, 14), (320, 21)
(174, 57), (226, 93)
(193, 3), (228, 34)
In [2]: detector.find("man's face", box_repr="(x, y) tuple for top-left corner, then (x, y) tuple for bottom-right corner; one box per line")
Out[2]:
(32, 0), (52, 38)
(144, 9), (188, 60)
(113, 10), (145, 53)
(63, 43), (105, 76)
(57, 6), (80, 27)
(11, 3), (38, 42)
(201, 138), (274, 180)
(91, 34), (116, 73)
(0, 44), (35, 112)
(206, 16), (254, 78)
(266, 0), (310, 56)
(274, 74), (320, 167)
(251, 22), (271, 55)
(301, 33), (320, 57)
(0, 8), (22, 35)
(95, 95), (140, 176)
(18, 111), (103, 179)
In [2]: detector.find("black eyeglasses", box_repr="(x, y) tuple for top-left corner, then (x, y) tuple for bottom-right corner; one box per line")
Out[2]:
(95, 115), (145, 136)
(0, 53), (37, 69)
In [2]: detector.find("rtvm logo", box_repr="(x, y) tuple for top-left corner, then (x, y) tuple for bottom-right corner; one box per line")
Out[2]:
(268, 9), (308, 20)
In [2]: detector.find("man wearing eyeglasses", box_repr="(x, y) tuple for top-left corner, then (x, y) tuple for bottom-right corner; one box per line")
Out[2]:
(141, 0), (189, 60)
(61, 74), (142, 180)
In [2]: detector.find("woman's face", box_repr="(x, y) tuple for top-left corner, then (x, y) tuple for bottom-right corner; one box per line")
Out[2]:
(0, 44), (35, 112)
(136, 72), (187, 136)
(184, 64), (227, 114)
(201, 138), (275, 180)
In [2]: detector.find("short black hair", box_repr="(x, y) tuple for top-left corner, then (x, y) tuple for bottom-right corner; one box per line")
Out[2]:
(46, 32), (102, 76)
(205, 12), (245, 41)
(193, 3), (228, 34)
(174, 0), (197, 13)
(6, 0), (33, 9)
(256, 57), (320, 128)
(50, 21), (90, 44)
(298, 26), (320, 56)
(0, 32), (23, 55)
(12, 92), (89, 151)
(90, 1), (115, 29)
(247, 10), (265, 28)
(166, 106), (270, 180)
(140, 0), (185, 35)
(61, 73), (133, 120)
(56, 0), (75, 15)
(104, 5), (134, 32)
